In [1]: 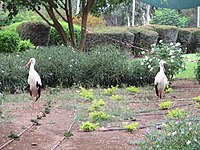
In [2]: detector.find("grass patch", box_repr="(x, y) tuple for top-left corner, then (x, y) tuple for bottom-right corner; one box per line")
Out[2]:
(175, 54), (198, 79)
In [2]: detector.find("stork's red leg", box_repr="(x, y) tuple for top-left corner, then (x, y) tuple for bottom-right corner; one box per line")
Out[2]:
(32, 96), (35, 114)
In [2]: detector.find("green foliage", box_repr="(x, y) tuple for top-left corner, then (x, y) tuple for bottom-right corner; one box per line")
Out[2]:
(141, 41), (186, 82)
(159, 101), (173, 110)
(88, 99), (105, 112)
(64, 131), (73, 137)
(0, 45), (157, 93)
(126, 86), (139, 94)
(19, 39), (34, 52)
(0, 31), (20, 53)
(89, 111), (110, 123)
(16, 21), (50, 46)
(150, 9), (189, 28)
(139, 113), (200, 150)
(80, 87), (95, 101)
(193, 96), (200, 102)
(167, 108), (187, 119)
(8, 132), (20, 140)
(165, 86), (173, 93)
(0, 13), (12, 26)
(49, 21), (81, 45)
(80, 121), (99, 132)
(103, 85), (119, 96)
(123, 122), (139, 132)
(195, 59), (200, 83)
(111, 95), (122, 101)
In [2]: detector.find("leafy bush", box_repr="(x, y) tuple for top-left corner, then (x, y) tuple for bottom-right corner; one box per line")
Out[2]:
(88, 99), (105, 112)
(19, 40), (35, 52)
(0, 45), (156, 93)
(0, 31), (20, 53)
(123, 122), (139, 132)
(103, 85), (119, 96)
(150, 9), (189, 28)
(0, 13), (12, 26)
(111, 95), (122, 101)
(73, 15), (105, 27)
(165, 86), (173, 93)
(196, 59), (200, 83)
(139, 112), (200, 150)
(80, 121), (99, 132)
(141, 41), (186, 82)
(126, 86), (139, 94)
(16, 21), (50, 46)
(89, 111), (110, 123)
(159, 101), (173, 110)
(79, 86), (95, 101)
(49, 21), (81, 45)
(167, 108), (187, 119)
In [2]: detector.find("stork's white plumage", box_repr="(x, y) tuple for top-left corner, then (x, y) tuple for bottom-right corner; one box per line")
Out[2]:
(26, 58), (42, 112)
(154, 60), (168, 100)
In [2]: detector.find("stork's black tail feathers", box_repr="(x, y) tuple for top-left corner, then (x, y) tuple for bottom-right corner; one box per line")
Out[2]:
(155, 84), (159, 97)
(35, 82), (42, 102)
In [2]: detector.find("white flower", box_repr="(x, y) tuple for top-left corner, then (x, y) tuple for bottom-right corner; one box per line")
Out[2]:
(69, 65), (72, 67)
(181, 131), (184, 134)
(186, 140), (191, 145)
(171, 59), (174, 63)
(168, 133), (171, 136)
(188, 122), (192, 126)
(189, 128), (192, 131)
(175, 43), (181, 46)
(145, 56), (148, 60)
(172, 131), (177, 136)
(71, 59), (74, 62)
(159, 40), (163, 43)
(140, 76), (143, 79)
(141, 62), (144, 66)
(150, 67), (153, 72)
(178, 48), (182, 53)
(194, 139), (197, 142)
(48, 57), (51, 60)
(148, 65), (151, 69)
(149, 58), (152, 62)
(170, 42), (174, 46)
(151, 43), (156, 47)
(141, 51), (145, 55)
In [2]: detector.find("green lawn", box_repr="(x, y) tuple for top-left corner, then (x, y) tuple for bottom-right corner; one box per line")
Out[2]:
(175, 54), (198, 79)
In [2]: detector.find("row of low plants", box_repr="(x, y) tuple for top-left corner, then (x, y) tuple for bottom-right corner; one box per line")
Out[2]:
(0, 42), (186, 93)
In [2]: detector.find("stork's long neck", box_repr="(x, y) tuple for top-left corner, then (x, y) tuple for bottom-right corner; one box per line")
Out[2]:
(29, 63), (35, 72)
(160, 65), (165, 73)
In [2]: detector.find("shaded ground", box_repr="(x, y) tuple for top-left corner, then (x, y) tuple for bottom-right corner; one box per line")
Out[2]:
(0, 79), (200, 150)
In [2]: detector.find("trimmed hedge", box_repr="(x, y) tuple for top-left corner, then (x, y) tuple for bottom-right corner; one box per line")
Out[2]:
(149, 24), (179, 43)
(0, 45), (155, 93)
(16, 21), (50, 46)
(0, 31), (20, 53)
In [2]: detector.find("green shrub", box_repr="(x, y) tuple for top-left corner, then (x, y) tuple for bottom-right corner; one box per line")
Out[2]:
(150, 9), (189, 28)
(141, 41), (186, 82)
(88, 99), (105, 112)
(0, 45), (157, 93)
(89, 111), (110, 123)
(80, 121), (99, 132)
(49, 21), (81, 46)
(111, 95), (122, 101)
(167, 108), (187, 119)
(16, 21), (50, 46)
(103, 85), (119, 96)
(0, 13), (12, 26)
(79, 86), (95, 101)
(159, 101), (173, 110)
(126, 86), (139, 94)
(0, 31), (20, 53)
(19, 40), (35, 52)
(139, 112), (200, 150)
(123, 122), (139, 132)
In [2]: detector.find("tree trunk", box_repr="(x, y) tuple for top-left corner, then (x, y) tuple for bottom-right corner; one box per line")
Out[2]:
(145, 4), (151, 25)
(45, 6), (69, 46)
(78, 0), (94, 51)
(131, 0), (135, 26)
(76, 0), (80, 15)
(65, 0), (76, 48)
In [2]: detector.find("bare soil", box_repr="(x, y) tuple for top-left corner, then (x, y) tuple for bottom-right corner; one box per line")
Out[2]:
(0, 79), (200, 150)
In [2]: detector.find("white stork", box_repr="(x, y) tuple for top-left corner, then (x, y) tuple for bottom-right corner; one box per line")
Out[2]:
(25, 58), (42, 112)
(154, 60), (168, 100)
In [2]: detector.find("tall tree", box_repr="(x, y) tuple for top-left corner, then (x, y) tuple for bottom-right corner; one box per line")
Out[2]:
(3, 0), (127, 50)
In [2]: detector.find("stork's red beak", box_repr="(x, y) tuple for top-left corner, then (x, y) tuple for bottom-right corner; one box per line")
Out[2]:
(25, 61), (31, 68)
